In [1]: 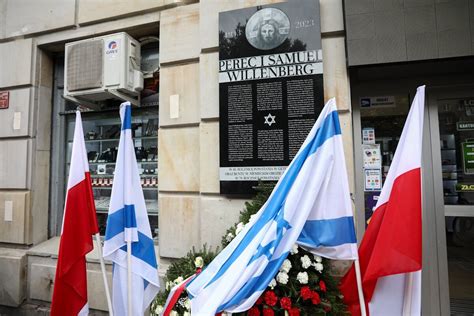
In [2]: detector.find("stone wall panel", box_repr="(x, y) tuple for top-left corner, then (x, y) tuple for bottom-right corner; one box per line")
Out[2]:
(158, 127), (200, 192)
(160, 4), (200, 63)
(0, 249), (27, 307)
(4, 0), (75, 38)
(160, 63), (200, 126)
(0, 39), (33, 88)
(200, 122), (220, 193)
(0, 139), (29, 189)
(159, 195), (200, 258)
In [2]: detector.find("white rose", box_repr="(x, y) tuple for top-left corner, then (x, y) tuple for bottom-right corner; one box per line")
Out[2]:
(173, 276), (184, 285)
(290, 244), (299, 255)
(301, 255), (312, 269)
(314, 255), (323, 263)
(154, 305), (164, 314)
(280, 259), (292, 273)
(165, 281), (172, 291)
(235, 222), (244, 235)
(297, 271), (309, 284)
(249, 214), (257, 222)
(276, 271), (289, 285)
(184, 312), (191, 316)
(226, 232), (234, 242)
(184, 298), (191, 311)
(170, 311), (178, 316)
(314, 262), (324, 272)
(268, 278), (277, 289)
(194, 256), (204, 268)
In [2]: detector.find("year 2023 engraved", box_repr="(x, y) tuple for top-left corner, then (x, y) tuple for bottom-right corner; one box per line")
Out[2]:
(295, 19), (315, 29)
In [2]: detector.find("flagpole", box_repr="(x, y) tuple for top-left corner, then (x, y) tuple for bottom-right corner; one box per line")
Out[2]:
(354, 259), (367, 316)
(127, 240), (132, 316)
(402, 272), (414, 315)
(93, 234), (113, 316)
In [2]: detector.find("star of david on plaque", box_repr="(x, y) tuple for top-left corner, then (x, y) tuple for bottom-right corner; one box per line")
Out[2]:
(264, 113), (276, 127)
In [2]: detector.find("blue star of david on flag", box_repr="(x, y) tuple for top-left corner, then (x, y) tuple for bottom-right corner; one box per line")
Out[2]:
(187, 98), (358, 315)
(103, 102), (160, 316)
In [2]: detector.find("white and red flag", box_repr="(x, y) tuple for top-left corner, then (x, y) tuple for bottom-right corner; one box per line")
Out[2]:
(51, 111), (99, 316)
(340, 85), (425, 315)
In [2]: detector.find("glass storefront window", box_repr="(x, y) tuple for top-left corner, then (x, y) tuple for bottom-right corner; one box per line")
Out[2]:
(65, 108), (159, 237)
(359, 95), (410, 224)
(438, 98), (474, 205)
(437, 97), (474, 306)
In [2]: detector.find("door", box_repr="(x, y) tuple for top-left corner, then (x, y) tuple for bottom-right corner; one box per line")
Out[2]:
(429, 87), (474, 314)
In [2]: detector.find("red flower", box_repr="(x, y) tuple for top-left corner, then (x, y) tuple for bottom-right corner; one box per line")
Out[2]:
(255, 295), (264, 305)
(311, 291), (321, 305)
(262, 307), (275, 316)
(248, 307), (260, 316)
(280, 297), (292, 310)
(300, 286), (312, 300)
(264, 291), (278, 307)
(319, 280), (327, 292)
(323, 305), (332, 312)
(289, 307), (301, 316)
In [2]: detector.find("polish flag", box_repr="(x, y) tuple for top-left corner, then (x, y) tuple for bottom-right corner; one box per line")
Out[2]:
(51, 111), (99, 316)
(340, 85), (425, 315)
(162, 274), (196, 316)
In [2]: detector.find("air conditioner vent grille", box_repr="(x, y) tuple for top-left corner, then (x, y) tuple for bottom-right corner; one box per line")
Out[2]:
(67, 40), (103, 91)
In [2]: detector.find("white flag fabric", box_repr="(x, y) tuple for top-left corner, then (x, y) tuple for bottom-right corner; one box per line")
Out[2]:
(103, 102), (160, 315)
(187, 98), (358, 315)
(340, 85), (425, 316)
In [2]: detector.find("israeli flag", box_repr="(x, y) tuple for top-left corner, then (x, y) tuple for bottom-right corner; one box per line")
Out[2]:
(187, 98), (358, 315)
(103, 102), (160, 315)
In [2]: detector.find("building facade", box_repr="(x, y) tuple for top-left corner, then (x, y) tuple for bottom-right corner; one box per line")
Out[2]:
(0, 0), (472, 315)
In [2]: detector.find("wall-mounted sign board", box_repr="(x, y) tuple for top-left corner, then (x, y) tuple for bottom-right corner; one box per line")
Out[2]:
(0, 91), (9, 109)
(218, 0), (323, 194)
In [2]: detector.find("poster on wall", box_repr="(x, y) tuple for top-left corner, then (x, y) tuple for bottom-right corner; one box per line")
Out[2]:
(362, 144), (381, 169)
(364, 169), (382, 191)
(462, 141), (474, 174)
(219, 0), (324, 194)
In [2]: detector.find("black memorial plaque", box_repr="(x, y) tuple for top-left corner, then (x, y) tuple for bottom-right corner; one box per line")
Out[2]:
(219, 0), (324, 195)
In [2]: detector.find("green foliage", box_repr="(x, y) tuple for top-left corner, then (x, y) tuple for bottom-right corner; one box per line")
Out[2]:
(166, 245), (219, 283)
(221, 181), (276, 248)
(151, 181), (348, 315)
(150, 245), (219, 315)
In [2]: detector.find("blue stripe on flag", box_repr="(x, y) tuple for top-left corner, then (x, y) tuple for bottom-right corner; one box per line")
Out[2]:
(119, 232), (158, 268)
(197, 110), (341, 290)
(298, 216), (357, 247)
(124, 204), (137, 229)
(122, 104), (132, 130)
(218, 252), (289, 311)
(105, 204), (138, 240)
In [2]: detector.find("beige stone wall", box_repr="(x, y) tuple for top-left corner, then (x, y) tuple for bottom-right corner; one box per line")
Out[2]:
(0, 0), (355, 310)
(157, 0), (354, 261)
(0, 0), (189, 309)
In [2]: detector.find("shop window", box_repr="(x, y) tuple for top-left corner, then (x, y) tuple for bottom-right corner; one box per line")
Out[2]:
(359, 95), (410, 224)
(51, 37), (160, 238)
(64, 108), (158, 236)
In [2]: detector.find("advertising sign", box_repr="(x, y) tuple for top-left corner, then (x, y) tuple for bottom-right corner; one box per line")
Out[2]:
(462, 141), (474, 174)
(364, 169), (382, 191)
(457, 122), (474, 131)
(362, 144), (382, 169)
(0, 91), (9, 109)
(219, 0), (323, 194)
(360, 96), (395, 108)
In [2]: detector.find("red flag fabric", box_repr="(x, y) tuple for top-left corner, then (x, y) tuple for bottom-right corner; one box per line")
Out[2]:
(340, 86), (425, 315)
(51, 111), (99, 316)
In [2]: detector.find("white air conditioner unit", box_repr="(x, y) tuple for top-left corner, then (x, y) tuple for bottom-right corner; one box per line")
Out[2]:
(64, 32), (144, 108)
